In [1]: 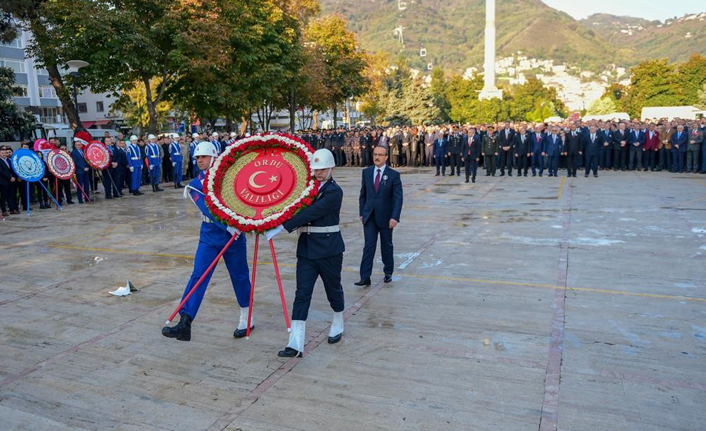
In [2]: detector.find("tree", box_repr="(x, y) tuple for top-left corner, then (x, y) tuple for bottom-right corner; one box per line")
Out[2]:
(586, 97), (618, 115)
(400, 78), (441, 125)
(698, 83), (706, 110)
(626, 59), (681, 118)
(0, 67), (36, 141)
(508, 77), (567, 121)
(676, 54), (706, 106)
(304, 15), (369, 127)
(430, 68), (450, 122)
(112, 79), (172, 132)
(358, 52), (390, 125)
(1, 0), (83, 129)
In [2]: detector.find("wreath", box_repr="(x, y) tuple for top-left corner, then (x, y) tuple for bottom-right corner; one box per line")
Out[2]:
(204, 133), (319, 234)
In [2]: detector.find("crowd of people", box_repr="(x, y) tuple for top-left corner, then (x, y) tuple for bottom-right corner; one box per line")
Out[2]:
(296, 116), (706, 182)
(1, 116), (704, 217)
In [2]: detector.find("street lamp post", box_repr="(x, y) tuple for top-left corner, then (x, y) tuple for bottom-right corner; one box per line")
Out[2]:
(66, 60), (89, 130)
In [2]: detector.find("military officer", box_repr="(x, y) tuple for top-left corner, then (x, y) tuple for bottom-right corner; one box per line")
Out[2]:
(482, 125), (499, 176)
(266, 149), (345, 358)
(162, 142), (252, 341)
(146, 134), (164, 192)
(447, 126), (463, 176)
(127, 135), (143, 195)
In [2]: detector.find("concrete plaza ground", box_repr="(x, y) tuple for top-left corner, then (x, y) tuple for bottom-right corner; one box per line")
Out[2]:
(1, 167), (705, 430)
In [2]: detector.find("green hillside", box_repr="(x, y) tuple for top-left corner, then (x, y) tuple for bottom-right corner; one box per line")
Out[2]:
(580, 13), (706, 64)
(320, 0), (704, 73)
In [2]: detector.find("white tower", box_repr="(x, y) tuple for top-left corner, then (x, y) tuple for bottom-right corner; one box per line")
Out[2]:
(479, 0), (503, 100)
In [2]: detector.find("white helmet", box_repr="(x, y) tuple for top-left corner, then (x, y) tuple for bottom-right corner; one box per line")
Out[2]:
(130, 135), (138, 141)
(310, 149), (335, 169)
(191, 132), (199, 139)
(147, 134), (156, 140)
(230, 132), (237, 138)
(193, 141), (218, 158)
(211, 132), (219, 137)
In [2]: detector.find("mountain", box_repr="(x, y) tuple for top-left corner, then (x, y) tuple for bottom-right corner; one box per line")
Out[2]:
(319, 0), (705, 73)
(579, 13), (706, 64)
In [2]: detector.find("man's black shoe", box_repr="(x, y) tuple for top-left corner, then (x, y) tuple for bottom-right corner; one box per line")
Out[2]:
(156, 186), (164, 192)
(354, 279), (371, 287)
(278, 347), (302, 358)
(162, 313), (192, 341)
(233, 325), (254, 338)
(328, 333), (342, 344)
(384, 275), (392, 283)
(594, 173), (598, 178)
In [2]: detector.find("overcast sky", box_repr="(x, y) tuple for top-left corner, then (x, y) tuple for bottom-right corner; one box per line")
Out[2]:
(541, 0), (704, 21)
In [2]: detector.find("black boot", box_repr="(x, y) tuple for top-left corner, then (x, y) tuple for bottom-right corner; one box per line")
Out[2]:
(162, 313), (192, 341)
(472, 175), (476, 183)
(176, 183), (184, 188)
(152, 184), (157, 193)
(156, 185), (164, 192)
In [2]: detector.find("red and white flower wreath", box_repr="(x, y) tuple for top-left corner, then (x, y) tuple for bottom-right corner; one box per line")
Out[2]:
(203, 133), (319, 234)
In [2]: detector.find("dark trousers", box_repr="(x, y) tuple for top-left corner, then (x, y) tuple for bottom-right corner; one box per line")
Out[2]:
(434, 154), (446, 175)
(360, 219), (394, 281)
(464, 159), (478, 180)
(514, 154), (528, 175)
(672, 149), (684, 172)
(76, 171), (91, 203)
(484, 155), (497, 175)
(530, 153), (544, 175)
(645, 149), (657, 170)
(292, 254), (344, 321)
(102, 169), (120, 198)
(547, 155), (559, 176)
(585, 154), (598, 175)
(115, 168), (126, 192)
(0, 183), (16, 212)
(628, 149), (642, 170)
(613, 147), (627, 169)
(687, 145), (701, 171)
(499, 151), (512, 174)
(658, 148), (671, 170)
(58, 179), (73, 203)
(566, 153), (579, 176)
(402, 145), (411, 166)
(600, 146), (612, 168)
(361, 148), (370, 166)
(20, 182), (38, 209)
(334, 147), (343, 166)
(449, 154), (461, 175)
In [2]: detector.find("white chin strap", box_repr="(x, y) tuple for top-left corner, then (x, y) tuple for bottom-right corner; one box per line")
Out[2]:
(324, 168), (333, 181)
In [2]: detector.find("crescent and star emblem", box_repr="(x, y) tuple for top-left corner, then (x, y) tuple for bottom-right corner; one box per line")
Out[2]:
(248, 171), (267, 188)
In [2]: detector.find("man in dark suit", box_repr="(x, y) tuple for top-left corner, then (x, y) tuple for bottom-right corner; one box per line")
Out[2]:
(113, 139), (129, 195)
(433, 131), (447, 176)
(612, 122), (629, 171)
(583, 125), (603, 177)
(513, 126), (530, 177)
(498, 122), (515, 176)
(564, 126), (582, 178)
(671, 124), (688, 173)
(268, 148), (346, 357)
(462, 127), (482, 183)
(71, 139), (91, 203)
(628, 123), (645, 170)
(0, 145), (19, 216)
(543, 126), (562, 177)
(356, 145), (403, 287)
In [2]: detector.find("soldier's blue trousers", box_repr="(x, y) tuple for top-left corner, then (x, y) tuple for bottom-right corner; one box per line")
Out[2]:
(179, 223), (251, 320)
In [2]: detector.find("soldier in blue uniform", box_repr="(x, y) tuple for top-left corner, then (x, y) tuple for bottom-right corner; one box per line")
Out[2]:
(127, 135), (144, 196)
(266, 149), (345, 358)
(146, 134), (164, 192)
(162, 142), (252, 341)
(170, 137), (184, 189)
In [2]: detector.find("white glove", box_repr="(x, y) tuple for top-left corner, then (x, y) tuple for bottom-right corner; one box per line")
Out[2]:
(129, 167), (134, 172)
(265, 225), (284, 241)
(226, 226), (240, 236)
(149, 165), (154, 170)
(172, 162), (176, 167)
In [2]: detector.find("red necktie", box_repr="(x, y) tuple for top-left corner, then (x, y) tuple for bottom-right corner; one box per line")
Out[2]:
(374, 169), (381, 193)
